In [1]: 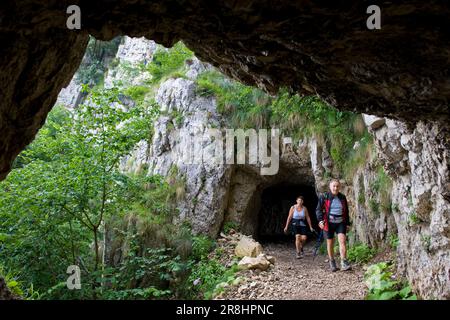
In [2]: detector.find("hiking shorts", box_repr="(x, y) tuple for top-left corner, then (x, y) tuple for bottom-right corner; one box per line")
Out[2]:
(326, 222), (346, 239)
(294, 225), (308, 236)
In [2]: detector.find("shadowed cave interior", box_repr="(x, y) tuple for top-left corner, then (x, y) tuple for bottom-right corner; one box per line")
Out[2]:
(257, 184), (319, 244)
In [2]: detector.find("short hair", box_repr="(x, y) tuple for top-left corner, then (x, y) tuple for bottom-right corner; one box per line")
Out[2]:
(329, 179), (340, 185)
(296, 195), (304, 201)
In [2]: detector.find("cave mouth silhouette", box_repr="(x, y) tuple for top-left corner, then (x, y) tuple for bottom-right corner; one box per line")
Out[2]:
(257, 183), (319, 244)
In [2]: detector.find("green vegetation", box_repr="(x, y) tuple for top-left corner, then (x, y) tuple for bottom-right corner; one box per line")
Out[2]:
(1, 87), (157, 298)
(347, 243), (377, 264)
(343, 131), (374, 179)
(358, 188), (366, 205)
(76, 36), (122, 86)
(123, 85), (151, 104)
(171, 109), (185, 126)
(389, 234), (399, 250)
(372, 166), (393, 212)
(0, 264), (38, 299)
(391, 203), (400, 213)
(408, 212), (421, 226)
(365, 262), (417, 300)
(223, 221), (240, 234)
(0, 84), (237, 300)
(147, 42), (193, 83)
(187, 259), (240, 299)
(195, 70), (373, 179)
(369, 198), (380, 216)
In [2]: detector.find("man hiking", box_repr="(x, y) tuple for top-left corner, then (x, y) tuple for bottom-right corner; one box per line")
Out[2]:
(316, 179), (352, 272)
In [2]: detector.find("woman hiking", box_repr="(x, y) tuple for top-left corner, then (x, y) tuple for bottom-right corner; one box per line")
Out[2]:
(284, 196), (314, 259)
(316, 179), (352, 272)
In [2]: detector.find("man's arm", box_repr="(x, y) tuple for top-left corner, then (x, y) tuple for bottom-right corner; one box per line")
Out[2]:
(343, 195), (351, 226)
(316, 194), (324, 222)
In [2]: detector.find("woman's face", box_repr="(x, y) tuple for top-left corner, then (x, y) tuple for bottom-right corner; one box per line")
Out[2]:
(330, 181), (340, 195)
(296, 198), (303, 205)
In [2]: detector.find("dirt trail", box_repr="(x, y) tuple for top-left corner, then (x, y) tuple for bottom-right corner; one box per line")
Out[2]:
(220, 241), (367, 300)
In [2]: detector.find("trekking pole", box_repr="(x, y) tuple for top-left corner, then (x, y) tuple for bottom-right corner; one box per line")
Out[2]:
(312, 230), (324, 261)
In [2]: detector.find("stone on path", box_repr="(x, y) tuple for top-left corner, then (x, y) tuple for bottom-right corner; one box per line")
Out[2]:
(235, 236), (263, 258)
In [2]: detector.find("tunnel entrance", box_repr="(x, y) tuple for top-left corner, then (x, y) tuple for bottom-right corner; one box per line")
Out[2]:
(257, 184), (318, 243)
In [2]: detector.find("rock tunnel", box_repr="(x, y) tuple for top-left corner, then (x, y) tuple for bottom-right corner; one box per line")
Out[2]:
(1, 0), (449, 180)
(257, 184), (319, 243)
(225, 153), (319, 242)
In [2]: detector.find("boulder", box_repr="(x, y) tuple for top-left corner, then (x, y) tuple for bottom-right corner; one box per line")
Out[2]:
(235, 236), (263, 258)
(363, 114), (386, 130)
(238, 255), (271, 271)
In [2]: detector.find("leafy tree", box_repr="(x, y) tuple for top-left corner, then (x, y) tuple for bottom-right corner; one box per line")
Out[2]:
(0, 87), (156, 295)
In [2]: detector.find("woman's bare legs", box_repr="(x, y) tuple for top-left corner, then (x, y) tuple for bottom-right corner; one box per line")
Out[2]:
(295, 235), (302, 253)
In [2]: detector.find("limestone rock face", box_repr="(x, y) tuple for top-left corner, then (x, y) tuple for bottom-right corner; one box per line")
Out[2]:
(350, 162), (397, 248)
(235, 236), (263, 258)
(121, 56), (233, 236)
(363, 114), (386, 130)
(55, 79), (84, 109)
(366, 119), (450, 299)
(104, 36), (155, 89)
(115, 36), (156, 65)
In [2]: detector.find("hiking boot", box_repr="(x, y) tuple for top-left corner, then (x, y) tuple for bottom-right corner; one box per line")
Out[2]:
(341, 259), (352, 271)
(296, 252), (301, 259)
(329, 259), (338, 272)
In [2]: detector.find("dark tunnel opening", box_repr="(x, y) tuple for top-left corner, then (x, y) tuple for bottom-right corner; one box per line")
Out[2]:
(257, 183), (319, 244)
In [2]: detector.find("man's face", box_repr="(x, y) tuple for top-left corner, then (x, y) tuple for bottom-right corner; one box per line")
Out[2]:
(330, 181), (340, 195)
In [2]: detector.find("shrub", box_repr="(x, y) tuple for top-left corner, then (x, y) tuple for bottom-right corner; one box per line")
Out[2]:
(191, 236), (215, 261)
(408, 213), (421, 226)
(347, 244), (377, 264)
(369, 199), (380, 215)
(389, 234), (399, 250)
(123, 86), (150, 104)
(187, 259), (238, 299)
(222, 221), (239, 234)
(147, 42), (193, 83)
(364, 262), (417, 300)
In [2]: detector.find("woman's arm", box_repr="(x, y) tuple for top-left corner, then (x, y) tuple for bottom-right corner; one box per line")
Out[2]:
(304, 207), (313, 231)
(284, 206), (294, 232)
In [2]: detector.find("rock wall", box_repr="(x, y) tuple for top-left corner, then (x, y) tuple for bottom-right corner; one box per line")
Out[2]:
(104, 37), (155, 89)
(364, 117), (450, 299)
(349, 162), (398, 248)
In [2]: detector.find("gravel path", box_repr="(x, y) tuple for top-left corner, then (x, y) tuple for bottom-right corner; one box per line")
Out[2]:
(220, 241), (367, 300)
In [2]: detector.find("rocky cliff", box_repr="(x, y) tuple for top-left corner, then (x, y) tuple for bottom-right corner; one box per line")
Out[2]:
(364, 117), (449, 299)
